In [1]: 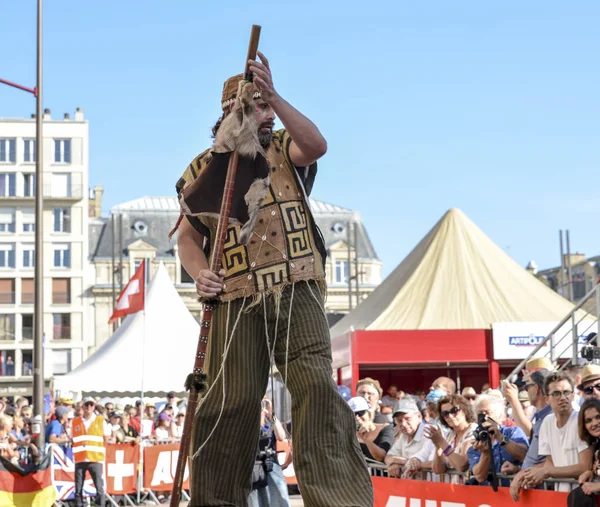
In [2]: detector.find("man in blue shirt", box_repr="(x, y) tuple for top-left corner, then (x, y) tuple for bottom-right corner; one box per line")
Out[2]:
(467, 394), (529, 487)
(45, 406), (71, 451)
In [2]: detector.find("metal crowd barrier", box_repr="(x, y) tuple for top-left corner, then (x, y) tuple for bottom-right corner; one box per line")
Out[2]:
(365, 461), (579, 489)
(50, 439), (191, 507)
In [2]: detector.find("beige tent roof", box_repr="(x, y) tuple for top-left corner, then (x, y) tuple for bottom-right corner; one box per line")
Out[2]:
(330, 208), (577, 335)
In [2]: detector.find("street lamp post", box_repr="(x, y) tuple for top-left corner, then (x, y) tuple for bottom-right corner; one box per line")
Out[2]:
(0, 0), (44, 453)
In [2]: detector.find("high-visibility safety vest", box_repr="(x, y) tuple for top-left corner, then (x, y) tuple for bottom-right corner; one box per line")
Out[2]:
(72, 415), (106, 463)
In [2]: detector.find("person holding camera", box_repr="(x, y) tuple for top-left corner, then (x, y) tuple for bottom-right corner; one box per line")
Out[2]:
(348, 396), (395, 463)
(249, 398), (290, 507)
(467, 394), (529, 487)
(426, 394), (477, 484)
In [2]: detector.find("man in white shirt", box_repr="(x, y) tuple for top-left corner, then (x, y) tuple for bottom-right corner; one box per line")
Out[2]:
(517, 373), (592, 496)
(384, 399), (434, 479)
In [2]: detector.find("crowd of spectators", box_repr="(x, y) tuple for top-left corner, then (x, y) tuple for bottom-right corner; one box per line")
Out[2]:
(0, 391), (187, 467)
(341, 359), (600, 503)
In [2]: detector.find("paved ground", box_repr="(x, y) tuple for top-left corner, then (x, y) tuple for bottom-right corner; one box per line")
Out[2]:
(180, 495), (303, 506)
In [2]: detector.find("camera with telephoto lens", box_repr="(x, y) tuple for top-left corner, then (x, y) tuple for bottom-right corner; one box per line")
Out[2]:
(473, 413), (491, 442)
(581, 346), (600, 361)
(257, 447), (276, 472)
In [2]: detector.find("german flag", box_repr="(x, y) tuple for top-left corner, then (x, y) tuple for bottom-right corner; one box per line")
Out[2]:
(0, 453), (56, 506)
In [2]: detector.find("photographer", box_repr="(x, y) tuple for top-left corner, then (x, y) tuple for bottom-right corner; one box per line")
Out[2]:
(249, 398), (290, 507)
(467, 395), (529, 486)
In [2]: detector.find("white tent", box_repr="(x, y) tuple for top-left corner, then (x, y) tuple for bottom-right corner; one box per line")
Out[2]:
(331, 208), (578, 336)
(54, 263), (200, 396)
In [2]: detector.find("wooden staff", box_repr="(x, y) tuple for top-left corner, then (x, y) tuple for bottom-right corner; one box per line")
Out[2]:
(169, 25), (262, 507)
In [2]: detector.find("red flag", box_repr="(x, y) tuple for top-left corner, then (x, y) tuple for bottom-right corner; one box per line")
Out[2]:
(108, 260), (145, 323)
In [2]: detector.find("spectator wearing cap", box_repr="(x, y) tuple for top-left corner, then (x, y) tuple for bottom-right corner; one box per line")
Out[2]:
(46, 406), (71, 450)
(72, 396), (111, 507)
(158, 392), (179, 416)
(385, 399), (435, 479)
(431, 377), (456, 396)
(381, 385), (399, 423)
(578, 364), (600, 402)
(426, 394), (477, 484)
(461, 387), (477, 406)
(356, 378), (387, 424)
(107, 411), (124, 444)
(468, 394), (529, 486)
(348, 397), (394, 462)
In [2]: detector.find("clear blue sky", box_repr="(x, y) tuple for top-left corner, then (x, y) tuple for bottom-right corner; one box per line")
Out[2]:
(2, 1), (598, 277)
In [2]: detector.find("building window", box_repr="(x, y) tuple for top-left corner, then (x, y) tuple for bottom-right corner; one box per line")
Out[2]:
(23, 139), (36, 163)
(0, 210), (15, 233)
(0, 244), (15, 269)
(0, 174), (16, 197)
(54, 139), (71, 163)
(22, 314), (33, 340)
(53, 208), (71, 233)
(0, 279), (15, 305)
(335, 260), (349, 284)
(22, 350), (33, 376)
(22, 244), (35, 269)
(50, 173), (71, 197)
(52, 349), (71, 375)
(181, 266), (194, 284)
(52, 313), (70, 340)
(53, 243), (71, 268)
(21, 278), (34, 305)
(22, 209), (34, 233)
(23, 173), (35, 197)
(0, 139), (16, 163)
(52, 278), (70, 304)
(0, 315), (15, 341)
(0, 350), (16, 376)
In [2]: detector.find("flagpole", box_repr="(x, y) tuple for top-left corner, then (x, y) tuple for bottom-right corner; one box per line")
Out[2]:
(138, 259), (147, 503)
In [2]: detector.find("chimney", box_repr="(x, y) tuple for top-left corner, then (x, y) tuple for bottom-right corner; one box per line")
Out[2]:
(74, 107), (84, 121)
(43, 108), (51, 120)
(89, 185), (104, 218)
(64, 113), (70, 120)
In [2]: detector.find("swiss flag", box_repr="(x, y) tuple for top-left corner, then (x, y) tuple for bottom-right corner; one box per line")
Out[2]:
(109, 260), (146, 323)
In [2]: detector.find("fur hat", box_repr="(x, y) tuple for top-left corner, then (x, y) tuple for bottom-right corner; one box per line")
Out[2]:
(221, 74), (261, 111)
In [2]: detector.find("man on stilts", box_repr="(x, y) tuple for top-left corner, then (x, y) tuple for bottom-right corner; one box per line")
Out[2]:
(174, 50), (374, 507)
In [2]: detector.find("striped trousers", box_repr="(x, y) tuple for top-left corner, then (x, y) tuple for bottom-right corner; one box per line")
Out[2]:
(189, 281), (374, 507)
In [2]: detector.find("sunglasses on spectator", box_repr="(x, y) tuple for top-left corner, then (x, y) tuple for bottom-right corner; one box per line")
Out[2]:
(354, 410), (367, 418)
(84, 402), (95, 407)
(464, 396), (476, 401)
(549, 390), (573, 399)
(441, 407), (461, 419)
(583, 384), (600, 396)
(177, 414), (185, 417)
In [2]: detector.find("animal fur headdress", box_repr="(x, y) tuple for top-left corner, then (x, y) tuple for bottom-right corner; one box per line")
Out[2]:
(177, 74), (270, 245)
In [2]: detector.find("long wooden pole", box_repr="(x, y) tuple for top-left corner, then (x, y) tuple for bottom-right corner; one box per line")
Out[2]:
(170, 25), (261, 506)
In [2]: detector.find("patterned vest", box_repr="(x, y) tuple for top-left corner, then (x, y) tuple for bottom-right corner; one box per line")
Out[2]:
(177, 130), (327, 303)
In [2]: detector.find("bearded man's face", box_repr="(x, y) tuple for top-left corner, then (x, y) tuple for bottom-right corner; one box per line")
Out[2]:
(253, 99), (276, 147)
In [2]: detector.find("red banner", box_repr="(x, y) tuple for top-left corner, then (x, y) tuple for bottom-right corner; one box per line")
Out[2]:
(143, 443), (190, 492)
(105, 443), (139, 495)
(372, 477), (588, 507)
